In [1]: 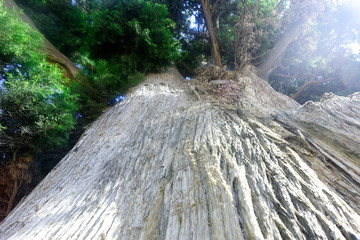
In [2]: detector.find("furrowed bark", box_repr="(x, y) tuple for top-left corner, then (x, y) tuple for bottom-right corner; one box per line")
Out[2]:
(0, 68), (359, 240)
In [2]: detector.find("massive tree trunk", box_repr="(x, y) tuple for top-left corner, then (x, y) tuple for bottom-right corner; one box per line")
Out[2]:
(0, 67), (359, 239)
(3, 0), (79, 79)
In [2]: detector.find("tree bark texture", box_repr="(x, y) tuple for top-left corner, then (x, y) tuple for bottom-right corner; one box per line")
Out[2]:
(0, 67), (359, 239)
(3, 0), (79, 79)
(200, 0), (222, 68)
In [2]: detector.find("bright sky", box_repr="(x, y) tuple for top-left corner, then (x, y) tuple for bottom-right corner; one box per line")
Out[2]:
(340, 0), (360, 6)
(338, 0), (360, 57)
(346, 42), (360, 55)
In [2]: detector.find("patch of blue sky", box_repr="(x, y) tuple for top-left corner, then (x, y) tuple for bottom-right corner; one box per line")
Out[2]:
(75, 112), (83, 121)
(75, 63), (83, 69)
(108, 94), (126, 106)
(0, 78), (5, 90)
(189, 15), (197, 29)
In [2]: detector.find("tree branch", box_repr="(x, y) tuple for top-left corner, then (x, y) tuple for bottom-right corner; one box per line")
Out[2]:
(272, 73), (300, 78)
(210, 0), (220, 18)
(177, 60), (196, 76)
(291, 76), (338, 100)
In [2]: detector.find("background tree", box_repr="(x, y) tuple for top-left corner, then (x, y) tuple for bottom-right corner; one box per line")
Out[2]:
(3, 0), (80, 79)
(268, 0), (360, 103)
(257, 0), (328, 80)
(233, 0), (284, 71)
(15, 0), (179, 100)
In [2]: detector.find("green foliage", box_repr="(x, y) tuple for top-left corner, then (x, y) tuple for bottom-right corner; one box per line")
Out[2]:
(0, 4), (42, 65)
(86, 59), (145, 97)
(168, 0), (283, 71)
(176, 37), (211, 76)
(0, 123), (6, 132)
(89, 0), (178, 72)
(89, 59), (120, 96)
(15, 0), (89, 56)
(0, 2), (77, 157)
(67, 0), (177, 108)
(1, 70), (77, 147)
(254, 0), (279, 16)
(15, 0), (178, 107)
(232, 0), (284, 69)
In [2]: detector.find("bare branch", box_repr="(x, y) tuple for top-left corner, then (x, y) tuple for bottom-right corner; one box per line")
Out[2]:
(291, 76), (338, 99)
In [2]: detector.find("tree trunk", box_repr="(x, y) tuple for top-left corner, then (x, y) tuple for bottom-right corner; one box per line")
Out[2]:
(200, 0), (222, 68)
(3, 0), (79, 79)
(257, 22), (306, 81)
(5, 179), (18, 216)
(0, 67), (359, 239)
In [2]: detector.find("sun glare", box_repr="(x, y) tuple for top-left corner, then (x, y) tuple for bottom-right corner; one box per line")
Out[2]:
(335, 0), (360, 59)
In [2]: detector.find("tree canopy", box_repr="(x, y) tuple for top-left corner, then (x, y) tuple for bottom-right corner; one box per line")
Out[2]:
(11, 0), (360, 101)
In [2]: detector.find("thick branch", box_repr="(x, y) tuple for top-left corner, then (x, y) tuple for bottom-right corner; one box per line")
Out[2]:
(210, 0), (219, 17)
(257, 22), (306, 81)
(291, 76), (338, 100)
(257, 1), (325, 81)
(3, 0), (79, 79)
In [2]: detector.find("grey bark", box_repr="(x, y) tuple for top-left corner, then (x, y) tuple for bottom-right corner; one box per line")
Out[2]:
(0, 68), (359, 239)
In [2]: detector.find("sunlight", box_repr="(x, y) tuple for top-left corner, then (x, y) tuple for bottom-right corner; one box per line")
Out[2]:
(336, 0), (360, 59)
(338, 0), (360, 20)
(340, 0), (360, 7)
(346, 41), (360, 55)
(189, 14), (197, 29)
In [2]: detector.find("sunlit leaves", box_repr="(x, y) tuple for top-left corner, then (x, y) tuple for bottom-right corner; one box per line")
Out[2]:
(0, 2), (78, 156)
(0, 3), (43, 65)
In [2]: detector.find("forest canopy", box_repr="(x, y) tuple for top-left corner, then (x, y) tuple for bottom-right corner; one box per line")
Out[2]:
(0, 0), (360, 219)
(11, 0), (360, 103)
